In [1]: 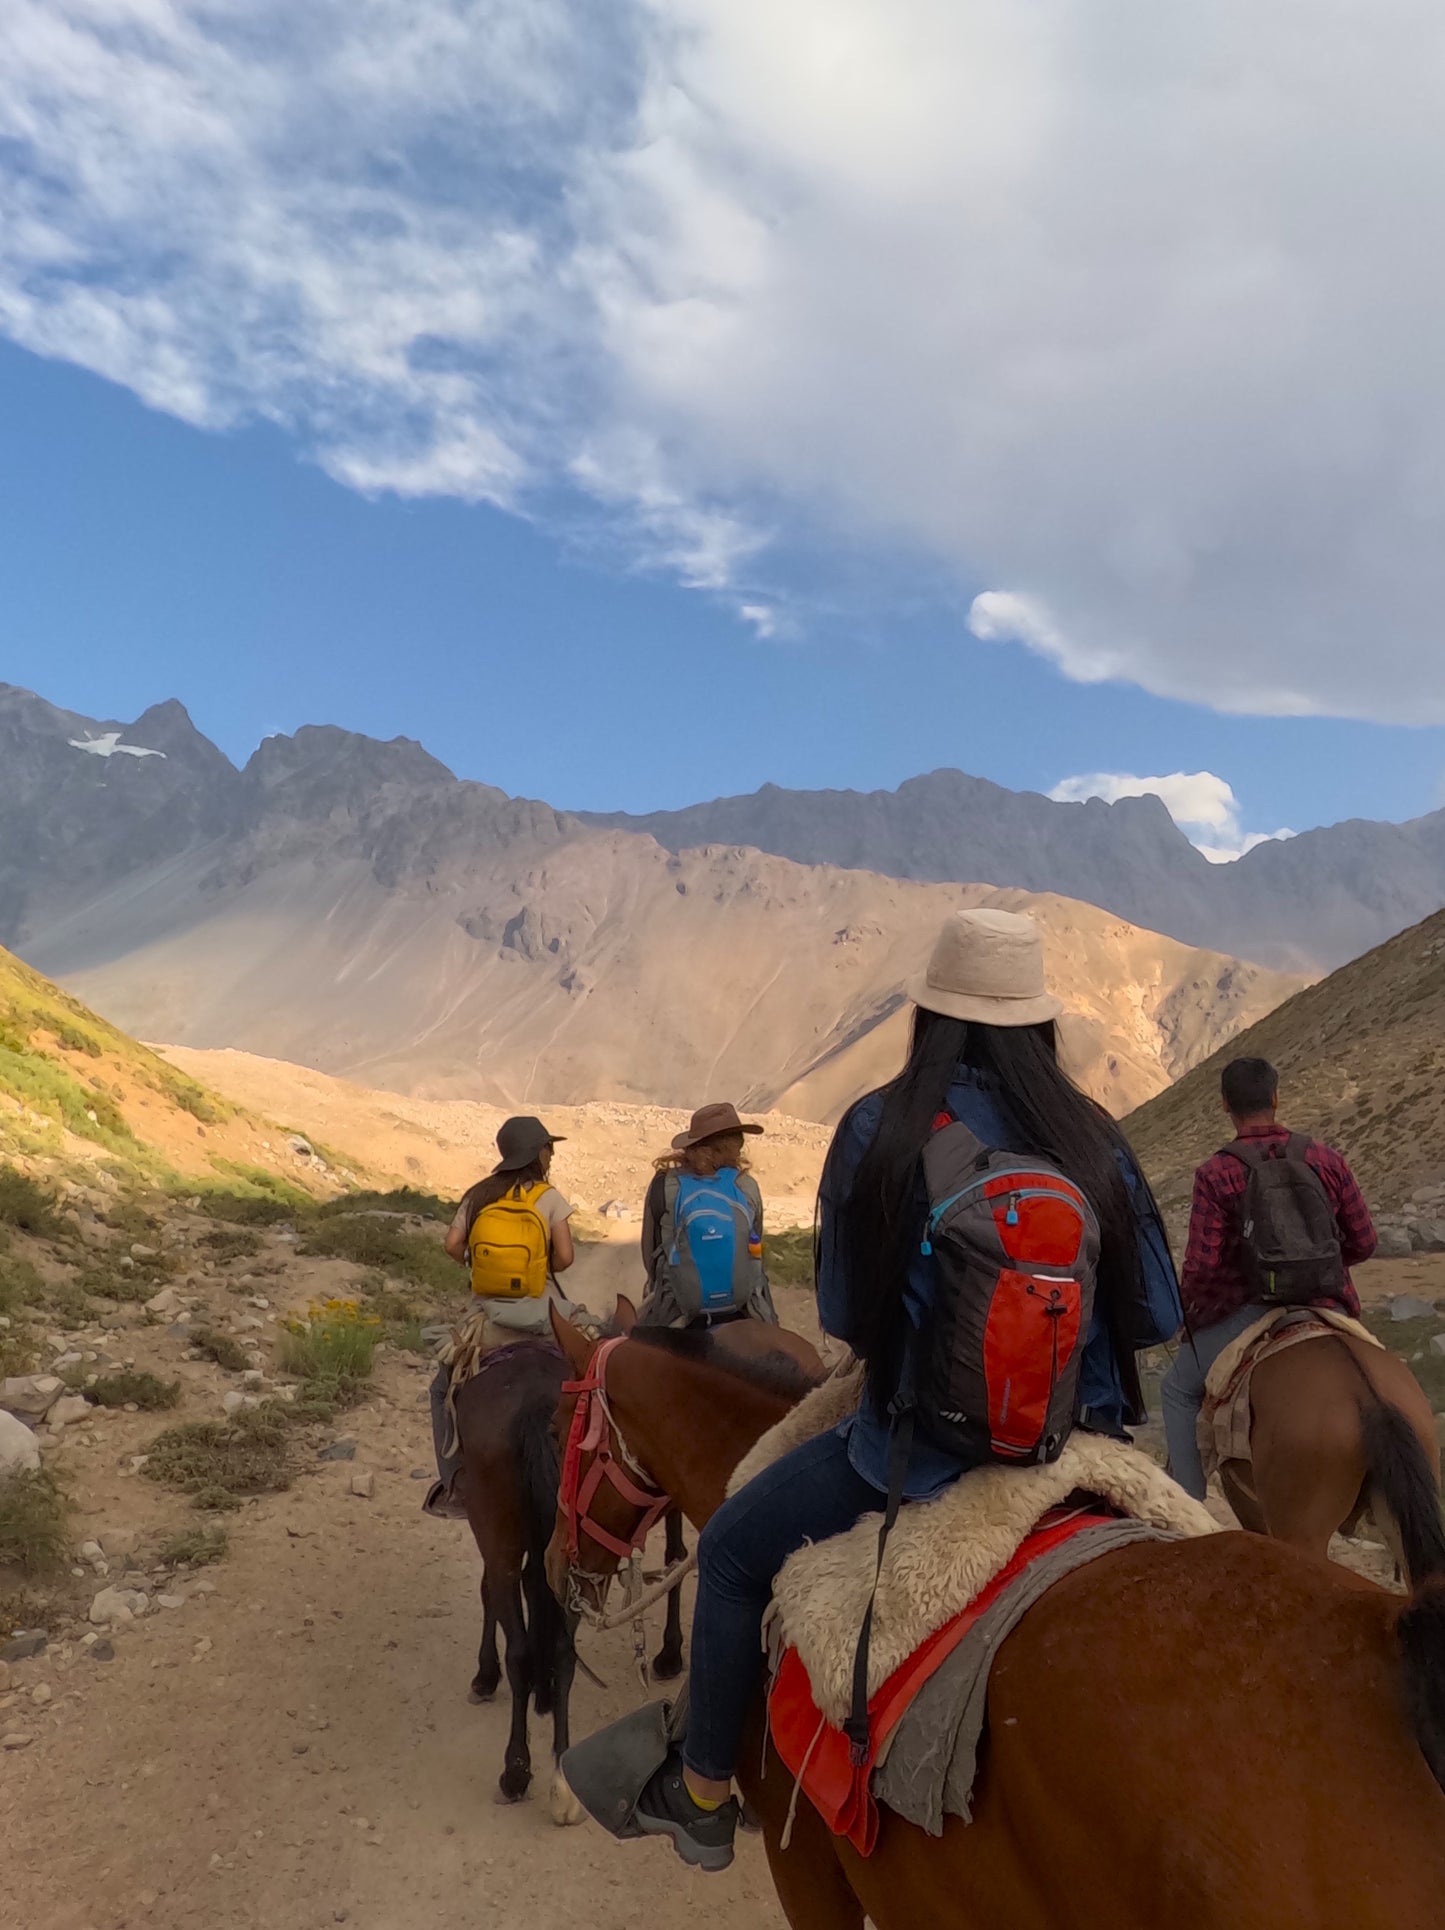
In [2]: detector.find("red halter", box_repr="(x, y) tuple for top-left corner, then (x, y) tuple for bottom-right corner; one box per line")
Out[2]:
(559, 1336), (671, 1563)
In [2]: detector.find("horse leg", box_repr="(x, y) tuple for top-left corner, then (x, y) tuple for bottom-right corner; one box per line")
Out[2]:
(547, 1611), (584, 1827)
(470, 1571), (501, 1703)
(496, 1572), (535, 1803)
(652, 1509), (686, 1681)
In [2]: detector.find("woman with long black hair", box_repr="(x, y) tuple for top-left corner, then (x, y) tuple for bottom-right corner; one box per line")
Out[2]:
(624, 908), (1181, 1870)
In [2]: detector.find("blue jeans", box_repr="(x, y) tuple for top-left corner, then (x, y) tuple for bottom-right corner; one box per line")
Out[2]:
(1161, 1302), (1270, 1500)
(683, 1428), (886, 1782)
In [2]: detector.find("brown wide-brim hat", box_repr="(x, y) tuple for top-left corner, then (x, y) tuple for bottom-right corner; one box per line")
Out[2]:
(670, 1102), (765, 1152)
(906, 908), (1063, 1028)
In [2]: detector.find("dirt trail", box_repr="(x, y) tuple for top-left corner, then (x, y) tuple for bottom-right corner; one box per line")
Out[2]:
(3, 1277), (802, 1930)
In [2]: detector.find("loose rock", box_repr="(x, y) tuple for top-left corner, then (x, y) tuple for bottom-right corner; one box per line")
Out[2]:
(0, 1409), (41, 1477)
(90, 1586), (148, 1627)
(0, 1632), (47, 1664)
(350, 1471), (375, 1499)
(0, 1374), (64, 1421)
(48, 1394), (93, 1429)
(1388, 1294), (1437, 1323)
(2, 1732), (33, 1750)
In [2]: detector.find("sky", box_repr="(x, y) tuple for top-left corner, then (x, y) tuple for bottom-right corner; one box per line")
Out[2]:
(3, 2), (1445, 855)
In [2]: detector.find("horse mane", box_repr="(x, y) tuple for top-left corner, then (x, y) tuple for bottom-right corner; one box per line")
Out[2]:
(630, 1326), (818, 1402)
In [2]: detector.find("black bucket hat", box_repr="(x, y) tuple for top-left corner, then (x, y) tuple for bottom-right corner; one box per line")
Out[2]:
(495, 1115), (565, 1174)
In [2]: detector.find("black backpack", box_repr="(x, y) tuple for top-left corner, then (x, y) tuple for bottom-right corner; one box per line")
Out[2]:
(1224, 1134), (1345, 1306)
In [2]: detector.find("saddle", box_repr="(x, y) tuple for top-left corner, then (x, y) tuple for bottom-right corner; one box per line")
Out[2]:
(738, 1368), (1217, 1853)
(1199, 1306), (1383, 1481)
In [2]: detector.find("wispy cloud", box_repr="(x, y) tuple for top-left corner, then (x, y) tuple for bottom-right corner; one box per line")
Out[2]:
(1049, 770), (1294, 863)
(4, 3), (1445, 714)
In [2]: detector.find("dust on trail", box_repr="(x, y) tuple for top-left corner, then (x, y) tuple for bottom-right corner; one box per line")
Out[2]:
(3, 1340), (786, 1930)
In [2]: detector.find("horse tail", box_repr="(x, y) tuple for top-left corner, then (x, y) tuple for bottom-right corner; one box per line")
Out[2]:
(1337, 1337), (1445, 1791)
(512, 1393), (571, 1718)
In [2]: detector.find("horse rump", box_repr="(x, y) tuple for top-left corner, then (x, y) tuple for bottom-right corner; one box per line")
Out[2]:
(1361, 1396), (1445, 1792)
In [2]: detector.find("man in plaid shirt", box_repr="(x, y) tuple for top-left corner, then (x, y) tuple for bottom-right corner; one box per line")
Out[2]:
(1161, 1055), (1376, 1498)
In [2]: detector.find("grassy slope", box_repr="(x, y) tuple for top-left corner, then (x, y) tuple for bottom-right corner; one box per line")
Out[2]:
(1125, 906), (1445, 1222)
(0, 941), (360, 1199)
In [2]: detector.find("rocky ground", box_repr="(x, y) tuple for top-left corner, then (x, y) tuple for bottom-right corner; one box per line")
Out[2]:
(2, 1198), (1443, 1930)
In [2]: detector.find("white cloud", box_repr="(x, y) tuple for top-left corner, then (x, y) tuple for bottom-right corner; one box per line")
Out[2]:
(5, 4), (1445, 719)
(738, 603), (778, 640)
(1049, 770), (1295, 863)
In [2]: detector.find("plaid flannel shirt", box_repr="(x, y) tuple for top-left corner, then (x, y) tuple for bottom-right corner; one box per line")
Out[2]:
(1180, 1123), (1376, 1331)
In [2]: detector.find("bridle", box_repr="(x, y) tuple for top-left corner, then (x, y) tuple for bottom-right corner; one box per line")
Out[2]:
(559, 1335), (671, 1569)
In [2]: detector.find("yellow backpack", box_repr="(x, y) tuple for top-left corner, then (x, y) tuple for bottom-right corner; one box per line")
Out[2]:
(467, 1182), (551, 1299)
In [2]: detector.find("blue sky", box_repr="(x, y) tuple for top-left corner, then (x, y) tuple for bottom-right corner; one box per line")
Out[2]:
(3, 3), (1445, 852)
(3, 338), (1440, 839)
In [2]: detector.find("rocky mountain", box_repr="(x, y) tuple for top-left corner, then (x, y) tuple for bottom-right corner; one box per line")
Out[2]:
(1124, 907), (1445, 1228)
(583, 771), (1445, 973)
(0, 684), (1299, 1121)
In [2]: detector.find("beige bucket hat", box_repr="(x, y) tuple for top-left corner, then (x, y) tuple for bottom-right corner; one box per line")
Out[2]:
(907, 908), (1063, 1027)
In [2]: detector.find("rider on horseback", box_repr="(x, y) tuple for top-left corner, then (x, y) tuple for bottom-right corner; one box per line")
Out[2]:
(1161, 1057), (1378, 1501)
(625, 910), (1182, 1869)
(424, 1116), (578, 1518)
(638, 1102), (778, 1329)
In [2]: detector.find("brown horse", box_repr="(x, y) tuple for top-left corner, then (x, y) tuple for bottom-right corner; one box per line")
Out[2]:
(1216, 1327), (1441, 1569)
(547, 1311), (1445, 1930)
(453, 1345), (582, 1821)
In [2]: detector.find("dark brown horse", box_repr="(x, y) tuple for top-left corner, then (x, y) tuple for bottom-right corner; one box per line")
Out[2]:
(453, 1344), (582, 1822)
(1216, 1326), (1441, 1568)
(547, 1313), (1445, 1930)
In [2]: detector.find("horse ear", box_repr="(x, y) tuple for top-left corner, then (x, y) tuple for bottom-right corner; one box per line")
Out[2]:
(550, 1302), (595, 1373)
(613, 1293), (638, 1334)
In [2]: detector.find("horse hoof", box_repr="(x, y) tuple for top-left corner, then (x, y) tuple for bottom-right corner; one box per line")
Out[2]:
(495, 1770), (532, 1805)
(651, 1652), (684, 1683)
(469, 1682), (497, 1704)
(549, 1768), (584, 1828)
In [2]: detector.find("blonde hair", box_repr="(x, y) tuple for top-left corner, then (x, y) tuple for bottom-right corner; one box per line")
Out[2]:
(652, 1130), (750, 1179)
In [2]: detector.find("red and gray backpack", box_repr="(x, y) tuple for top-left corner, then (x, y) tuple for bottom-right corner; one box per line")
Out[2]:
(845, 1113), (1101, 1759)
(913, 1113), (1101, 1466)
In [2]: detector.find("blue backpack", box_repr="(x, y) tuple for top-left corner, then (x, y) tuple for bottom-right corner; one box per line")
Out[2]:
(659, 1168), (765, 1318)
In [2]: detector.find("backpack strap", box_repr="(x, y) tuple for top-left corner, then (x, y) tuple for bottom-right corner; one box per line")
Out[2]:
(843, 1403), (915, 1764)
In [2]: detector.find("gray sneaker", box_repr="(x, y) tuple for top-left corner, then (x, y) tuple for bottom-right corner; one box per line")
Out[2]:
(632, 1754), (738, 1872)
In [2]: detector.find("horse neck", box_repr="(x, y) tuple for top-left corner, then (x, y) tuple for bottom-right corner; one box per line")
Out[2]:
(612, 1347), (796, 1527)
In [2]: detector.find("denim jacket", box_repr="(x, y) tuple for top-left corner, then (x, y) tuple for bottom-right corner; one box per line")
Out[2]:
(816, 1066), (1181, 1499)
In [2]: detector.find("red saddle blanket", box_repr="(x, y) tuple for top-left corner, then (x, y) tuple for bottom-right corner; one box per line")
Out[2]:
(766, 1504), (1112, 1856)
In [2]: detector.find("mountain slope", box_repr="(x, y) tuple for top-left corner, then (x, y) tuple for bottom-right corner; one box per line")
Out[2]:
(1125, 907), (1445, 1219)
(583, 770), (1445, 972)
(0, 683), (1302, 1121)
(0, 941), (356, 1194)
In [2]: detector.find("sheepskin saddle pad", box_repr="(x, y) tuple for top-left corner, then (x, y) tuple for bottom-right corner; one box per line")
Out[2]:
(728, 1365), (1217, 1729)
(1200, 1306), (1383, 1482)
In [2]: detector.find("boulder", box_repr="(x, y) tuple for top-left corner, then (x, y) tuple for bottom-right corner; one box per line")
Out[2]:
(1409, 1220), (1445, 1255)
(48, 1394), (93, 1429)
(0, 1409), (41, 1478)
(1372, 1223), (1415, 1260)
(0, 1375), (64, 1421)
(89, 1586), (148, 1627)
(1430, 1334), (1445, 1358)
(1388, 1294), (1437, 1323)
(145, 1287), (180, 1316)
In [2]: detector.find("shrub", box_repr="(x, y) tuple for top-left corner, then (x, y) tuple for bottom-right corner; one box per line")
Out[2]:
(156, 1523), (228, 1568)
(143, 1408), (292, 1509)
(197, 1190), (297, 1227)
(298, 1214), (457, 1293)
(199, 1227), (263, 1261)
(87, 1370), (182, 1411)
(315, 1187), (452, 1222)
(0, 1469), (71, 1574)
(280, 1298), (382, 1394)
(765, 1224), (816, 1289)
(190, 1327), (251, 1373)
(0, 1168), (61, 1237)
(0, 1252), (46, 1315)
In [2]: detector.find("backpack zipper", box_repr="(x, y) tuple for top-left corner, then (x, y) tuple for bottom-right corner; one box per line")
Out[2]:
(921, 1181), (1090, 1256)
